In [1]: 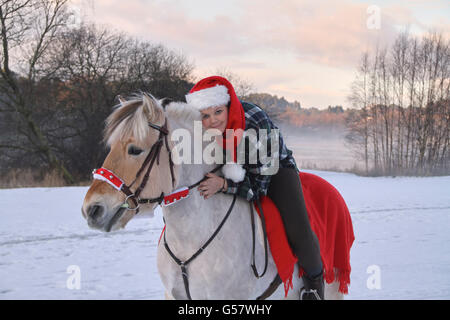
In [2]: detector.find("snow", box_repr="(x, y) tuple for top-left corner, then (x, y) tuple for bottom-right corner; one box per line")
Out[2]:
(0, 170), (449, 300)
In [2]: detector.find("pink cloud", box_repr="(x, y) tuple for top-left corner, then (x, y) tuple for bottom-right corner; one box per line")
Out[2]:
(78, 0), (423, 68)
(237, 0), (406, 67)
(75, 0), (447, 68)
(71, 0), (449, 108)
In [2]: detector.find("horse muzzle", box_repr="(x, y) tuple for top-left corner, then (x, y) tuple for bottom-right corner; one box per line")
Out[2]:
(82, 202), (127, 232)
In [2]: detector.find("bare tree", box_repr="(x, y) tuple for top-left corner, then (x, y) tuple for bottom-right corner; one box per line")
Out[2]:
(346, 52), (370, 174)
(0, 0), (74, 182)
(0, 3), (195, 184)
(41, 24), (194, 179)
(213, 67), (255, 99)
(346, 31), (449, 176)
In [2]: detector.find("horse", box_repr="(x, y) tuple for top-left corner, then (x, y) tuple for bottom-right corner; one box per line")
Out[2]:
(81, 93), (345, 299)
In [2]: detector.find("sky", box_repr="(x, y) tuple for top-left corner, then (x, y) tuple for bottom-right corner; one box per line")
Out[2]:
(70, 0), (450, 109)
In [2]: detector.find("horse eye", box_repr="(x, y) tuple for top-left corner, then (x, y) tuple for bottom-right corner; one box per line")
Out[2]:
(128, 145), (143, 156)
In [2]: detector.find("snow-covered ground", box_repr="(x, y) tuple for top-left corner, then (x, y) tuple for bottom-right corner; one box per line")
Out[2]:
(0, 170), (449, 300)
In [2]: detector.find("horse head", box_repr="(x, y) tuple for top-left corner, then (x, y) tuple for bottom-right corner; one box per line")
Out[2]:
(81, 93), (178, 232)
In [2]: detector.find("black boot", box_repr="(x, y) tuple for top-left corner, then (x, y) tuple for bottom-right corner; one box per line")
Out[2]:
(300, 271), (325, 300)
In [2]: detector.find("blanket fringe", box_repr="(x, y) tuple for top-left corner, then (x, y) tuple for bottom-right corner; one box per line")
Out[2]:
(283, 274), (294, 297)
(326, 267), (351, 294)
(335, 269), (351, 294)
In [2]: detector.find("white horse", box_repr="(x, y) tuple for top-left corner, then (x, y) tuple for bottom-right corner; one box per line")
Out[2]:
(81, 93), (344, 299)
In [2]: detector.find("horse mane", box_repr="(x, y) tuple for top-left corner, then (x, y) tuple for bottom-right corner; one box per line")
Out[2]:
(104, 93), (163, 146)
(103, 93), (201, 146)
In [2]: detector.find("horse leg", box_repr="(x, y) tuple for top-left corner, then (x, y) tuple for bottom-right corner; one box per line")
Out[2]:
(324, 281), (344, 300)
(165, 291), (175, 300)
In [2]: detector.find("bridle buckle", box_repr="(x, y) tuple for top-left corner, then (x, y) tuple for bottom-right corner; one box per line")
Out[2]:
(121, 194), (140, 211)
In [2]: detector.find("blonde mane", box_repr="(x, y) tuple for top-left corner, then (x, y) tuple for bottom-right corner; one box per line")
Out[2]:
(103, 93), (165, 146)
(104, 94), (201, 146)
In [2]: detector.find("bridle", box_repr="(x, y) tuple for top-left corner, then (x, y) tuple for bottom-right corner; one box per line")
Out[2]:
(92, 115), (274, 300)
(92, 117), (224, 213)
(93, 118), (175, 215)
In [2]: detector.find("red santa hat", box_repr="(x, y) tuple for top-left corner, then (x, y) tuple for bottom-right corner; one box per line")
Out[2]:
(186, 76), (246, 183)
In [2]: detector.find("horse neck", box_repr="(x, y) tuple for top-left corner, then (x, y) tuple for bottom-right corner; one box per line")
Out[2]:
(162, 117), (234, 252)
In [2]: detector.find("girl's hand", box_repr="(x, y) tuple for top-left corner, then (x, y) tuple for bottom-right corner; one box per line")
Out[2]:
(197, 173), (225, 200)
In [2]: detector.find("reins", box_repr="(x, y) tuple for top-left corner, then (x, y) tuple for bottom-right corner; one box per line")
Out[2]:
(93, 114), (276, 300)
(93, 119), (174, 213)
(163, 194), (237, 300)
(93, 119), (226, 213)
(250, 199), (269, 279)
(123, 119), (174, 212)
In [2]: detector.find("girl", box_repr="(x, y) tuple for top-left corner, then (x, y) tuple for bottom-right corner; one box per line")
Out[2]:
(186, 76), (324, 300)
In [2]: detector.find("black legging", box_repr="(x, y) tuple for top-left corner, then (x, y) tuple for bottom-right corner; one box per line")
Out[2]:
(266, 167), (323, 277)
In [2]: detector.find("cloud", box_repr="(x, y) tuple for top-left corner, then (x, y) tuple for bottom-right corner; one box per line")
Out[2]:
(73, 0), (421, 68)
(69, 0), (449, 108)
(237, 0), (410, 67)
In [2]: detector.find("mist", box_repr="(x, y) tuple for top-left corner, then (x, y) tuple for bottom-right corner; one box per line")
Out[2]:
(278, 123), (362, 172)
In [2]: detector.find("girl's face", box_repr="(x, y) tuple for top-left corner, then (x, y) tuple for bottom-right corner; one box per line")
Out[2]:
(200, 105), (228, 133)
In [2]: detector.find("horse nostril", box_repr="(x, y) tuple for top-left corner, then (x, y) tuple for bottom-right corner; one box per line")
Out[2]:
(88, 204), (104, 221)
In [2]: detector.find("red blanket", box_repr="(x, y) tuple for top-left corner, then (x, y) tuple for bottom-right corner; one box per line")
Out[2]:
(254, 172), (355, 296)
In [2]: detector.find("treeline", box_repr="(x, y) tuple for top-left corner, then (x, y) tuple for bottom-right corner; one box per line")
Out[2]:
(0, 1), (353, 187)
(0, 0), (193, 184)
(346, 32), (449, 176)
(277, 105), (346, 130)
(1, 1), (448, 186)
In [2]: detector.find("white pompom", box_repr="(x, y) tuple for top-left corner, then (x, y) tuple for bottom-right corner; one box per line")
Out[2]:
(222, 162), (246, 183)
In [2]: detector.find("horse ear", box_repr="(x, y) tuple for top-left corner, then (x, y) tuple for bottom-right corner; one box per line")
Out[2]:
(117, 95), (126, 106)
(142, 92), (164, 120)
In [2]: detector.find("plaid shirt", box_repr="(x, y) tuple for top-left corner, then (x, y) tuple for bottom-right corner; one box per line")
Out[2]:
(222, 101), (299, 201)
